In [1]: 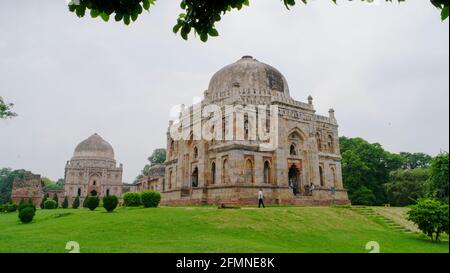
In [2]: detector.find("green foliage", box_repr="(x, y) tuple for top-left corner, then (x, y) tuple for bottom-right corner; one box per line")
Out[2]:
(88, 196), (99, 211)
(135, 148), (166, 182)
(103, 195), (119, 212)
(349, 186), (376, 205)
(3, 203), (18, 212)
(123, 192), (141, 207)
(19, 198), (36, 213)
(340, 137), (403, 205)
(428, 152), (449, 203)
(52, 194), (59, 208)
(86, 196), (100, 211)
(40, 193), (49, 209)
(407, 198), (449, 241)
(82, 196), (89, 208)
(18, 206), (35, 224)
(72, 196), (80, 209)
(44, 200), (57, 210)
(0, 168), (27, 205)
(384, 168), (429, 206)
(399, 152), (432, 169)
(67, 1), (448, 42)
(62, 196), (69, 209)
(141, 191), (161, 208)
(18, 198), (26, 210)
(0, 96), (17, 119)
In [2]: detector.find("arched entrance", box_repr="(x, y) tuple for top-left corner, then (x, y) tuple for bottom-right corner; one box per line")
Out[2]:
(191, 167), (199, 188)
(289, 165), (300, 195)
(90, 190), (98, 196)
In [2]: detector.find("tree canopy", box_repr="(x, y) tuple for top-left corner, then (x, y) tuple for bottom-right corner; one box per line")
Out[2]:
(135, 148), (166, 182)
(0, 96), (17, 119)
(68, 0), (449, 42)
(428, 152), (449, 203)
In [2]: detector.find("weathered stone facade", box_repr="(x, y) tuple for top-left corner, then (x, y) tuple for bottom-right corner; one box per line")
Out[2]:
(11, 172), (64, 206)
(64, 134), (123, 204)
(162, 56), (350, 206)
(134, 164), (165, 192)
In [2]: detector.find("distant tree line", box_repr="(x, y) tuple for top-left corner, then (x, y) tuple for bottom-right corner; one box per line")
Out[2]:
(340, 136), (448, 206)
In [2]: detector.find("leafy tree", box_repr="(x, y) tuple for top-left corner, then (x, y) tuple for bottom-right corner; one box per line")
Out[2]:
(0, 96), (17, 119)
(135, 148), (166, 182)
(399, 152), (432, 169)
(0, 168), (27, 205)
(103, 195), (119, 212)
(384, 168), (429, 206)
(428, 152), (449, 203)
(340, 137), (403, 205)
(67, 0), (449, 42)
(62, 196), (69, 209)
(349, 186), (376, 205)
(407, 198), (449, 241)
(72, 196), (80, 209)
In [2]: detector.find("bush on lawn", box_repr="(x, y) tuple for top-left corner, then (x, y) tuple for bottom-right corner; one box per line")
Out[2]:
(44, 199), (57, 210)
(86, 196), (100, 211)
(18, 198), (26, 210)
(4, 203), (18, 212)
(52, 193), (59, 208)
(103, 195), (118, 212)
(18, 206), (35, 224)
(72, 196), (80, 209)
(141, 191), (161, 208)
(82, 196), (89, 208)
(407, 198), (449, 241)
(40, 193), (49, 209)
(123, 192), (141, 207)
(62, 196), (69, 209)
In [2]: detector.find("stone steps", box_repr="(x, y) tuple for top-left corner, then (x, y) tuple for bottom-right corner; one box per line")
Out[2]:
(349, 207), (414, 234)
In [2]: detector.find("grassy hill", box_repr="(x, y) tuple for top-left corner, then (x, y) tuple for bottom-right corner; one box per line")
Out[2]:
(0, 206), (448, 253)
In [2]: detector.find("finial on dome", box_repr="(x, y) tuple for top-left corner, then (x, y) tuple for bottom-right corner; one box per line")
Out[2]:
(241, 55), (253, 60)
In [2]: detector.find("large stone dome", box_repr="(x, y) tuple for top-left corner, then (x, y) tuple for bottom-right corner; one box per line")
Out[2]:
(208, 56), (290, 98)
(73, 133), (115, 159)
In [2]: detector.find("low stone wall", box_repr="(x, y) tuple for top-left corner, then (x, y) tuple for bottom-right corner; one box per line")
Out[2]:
(160, 185), (349, 207)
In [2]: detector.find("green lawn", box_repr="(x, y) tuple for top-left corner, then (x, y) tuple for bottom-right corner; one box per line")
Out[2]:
(0, 206), (448, 253)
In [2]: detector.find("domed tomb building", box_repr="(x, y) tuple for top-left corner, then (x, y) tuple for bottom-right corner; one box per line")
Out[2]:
(64, 134), (123, 203)
(163, 56), (350, 206)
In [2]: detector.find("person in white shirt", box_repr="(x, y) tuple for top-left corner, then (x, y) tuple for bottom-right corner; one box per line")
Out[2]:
(258, 189), (265, 208)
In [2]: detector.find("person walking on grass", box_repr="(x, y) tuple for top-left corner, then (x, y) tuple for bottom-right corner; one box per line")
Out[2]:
(258, 188), (265, 208)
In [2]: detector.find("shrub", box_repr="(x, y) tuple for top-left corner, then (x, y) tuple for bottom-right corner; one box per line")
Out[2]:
(18, 206), (35, 224)
(40, 193), (49, 209)
(141, 191), (161, 208)
(407, 198), (449, 241)
(123, 192), (141, 207)
(18, 198), (26, 210)
(103, 195), (118, 212)
(0, 204), (4, 212)
(86, 196), (100, 211)
(52, 194), (59, 208)
(44, 199), (57, 210)
(19, 199), (36, 213)
(62, 196), (69, 209)
(5, 203), (18, 212)
(82, 196), (89, 208)
(72, 196), (80, 209)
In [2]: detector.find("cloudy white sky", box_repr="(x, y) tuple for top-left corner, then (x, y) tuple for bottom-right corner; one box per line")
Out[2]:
(0, 0), (448, 182)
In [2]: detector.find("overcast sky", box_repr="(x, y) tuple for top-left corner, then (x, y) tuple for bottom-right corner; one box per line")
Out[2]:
(0, 0), (448, 182)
